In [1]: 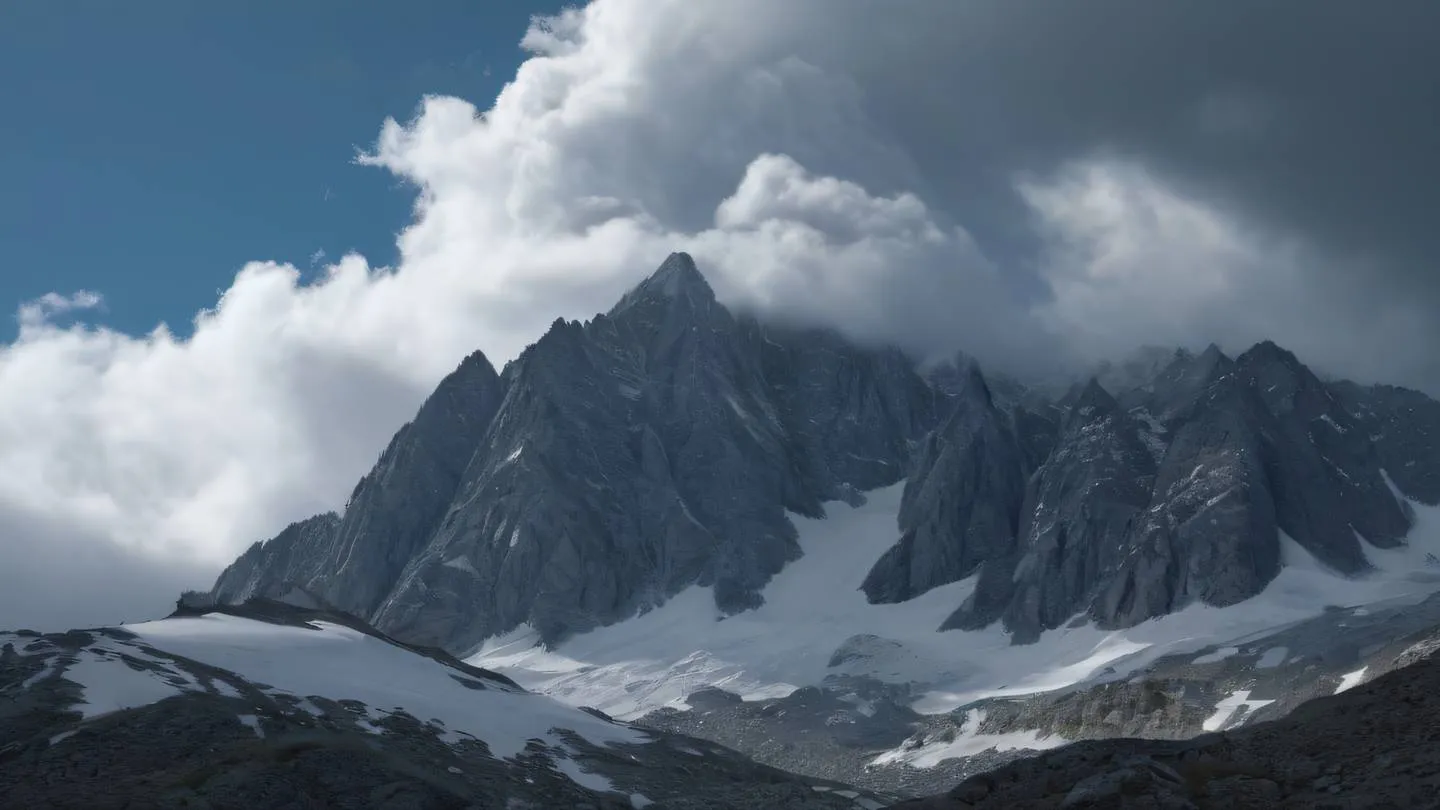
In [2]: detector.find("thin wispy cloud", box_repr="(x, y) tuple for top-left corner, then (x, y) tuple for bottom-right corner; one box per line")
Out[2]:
(17, 290), (104, 330)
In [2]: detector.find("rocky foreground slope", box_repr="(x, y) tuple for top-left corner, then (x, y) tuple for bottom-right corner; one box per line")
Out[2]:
(0, 599), (894, 810)
(883, 646), (1440, 809)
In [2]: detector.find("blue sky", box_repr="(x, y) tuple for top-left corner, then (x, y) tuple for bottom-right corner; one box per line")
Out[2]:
(0, 0), (560, 337)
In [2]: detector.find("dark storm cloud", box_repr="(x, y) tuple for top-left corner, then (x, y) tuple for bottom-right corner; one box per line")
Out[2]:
(830, 1), (1440, 280)
(732, 0), (1435, 389)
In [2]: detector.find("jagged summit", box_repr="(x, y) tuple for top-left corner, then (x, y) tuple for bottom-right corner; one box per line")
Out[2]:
(947, 358), (994, 406)
(1065, 376), (1122, 426)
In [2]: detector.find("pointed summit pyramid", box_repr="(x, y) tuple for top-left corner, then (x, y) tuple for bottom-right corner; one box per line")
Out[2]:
(610, 252), (716, 316)
(1067, 377), (1121, 428)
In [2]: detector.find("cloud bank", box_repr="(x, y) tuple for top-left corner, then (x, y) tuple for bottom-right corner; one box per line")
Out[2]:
(4, 0), (1437, 630)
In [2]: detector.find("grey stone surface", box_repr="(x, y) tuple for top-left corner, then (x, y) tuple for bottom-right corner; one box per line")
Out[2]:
(946, 379), (1157, 643)
(315, 349), (505, 617)
(370, 254), (937, 651)
(1331, 379), (1440, 505)
(211, 511), (342, 604)
(923, 340), (1433, 644)
(1231, 341), (1410, 566)
(1097, 372), (1279, 628)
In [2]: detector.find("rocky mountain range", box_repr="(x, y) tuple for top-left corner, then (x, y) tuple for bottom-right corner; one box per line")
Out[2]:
(10, 252), (1440, 808)
(200, 253), (1440, 657)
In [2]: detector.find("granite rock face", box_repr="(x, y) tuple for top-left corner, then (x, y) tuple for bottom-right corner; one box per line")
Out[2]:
(318, 349), (505, 617)
(946, 380), (1158, 642)
(1232, 341), (1410, 565)
(1331, 379), (1440, 505)
(862, 365), (1026, 604)
(1096, 370), (1280, 629)
(207, 349), (504, 620)
(210, 512), (341, 604)
(370, 255), (939, 651)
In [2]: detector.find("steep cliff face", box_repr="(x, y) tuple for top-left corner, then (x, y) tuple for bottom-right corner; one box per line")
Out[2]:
(315, 350), (505, 616)
(1097, 373), (1280, 628)
(1233, 342), (1410, 565)
(945, 380), (1158, 642)
(1331, 380), (1440, 505)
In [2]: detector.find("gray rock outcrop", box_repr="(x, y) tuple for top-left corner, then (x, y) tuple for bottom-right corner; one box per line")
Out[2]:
(946, 379), (1157, 642)
(206, 347), (504, 619)
(210, 512), (341, 604)
(1330, 379), (1440, 505)
(1097, 372), (1279, 628)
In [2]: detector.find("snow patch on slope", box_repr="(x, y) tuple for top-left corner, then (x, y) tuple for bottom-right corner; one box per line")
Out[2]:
(869, 708), (1064, 768)
(37, 614), (650, 765)
(550, 755), (617, 794)
(65, 646), (194, 718)
(1335, 666), (1369, 694)
(1202, 690), (1275, 732)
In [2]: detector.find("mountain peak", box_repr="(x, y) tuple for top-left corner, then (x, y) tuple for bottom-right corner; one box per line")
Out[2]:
(652, 251), (710, 292)
(612, 252), (716, 316)
(1240, 339), (1303, 370)
(1235, 340), (1319, 396)
(1068, 377), (1121, 424)
(952, 360), (995, 407)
